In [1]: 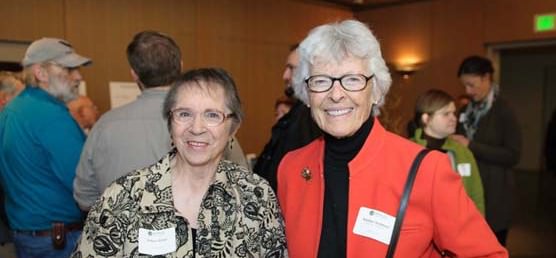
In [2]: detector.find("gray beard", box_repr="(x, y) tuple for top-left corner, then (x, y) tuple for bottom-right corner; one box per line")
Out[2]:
(46, 78), (78, 103)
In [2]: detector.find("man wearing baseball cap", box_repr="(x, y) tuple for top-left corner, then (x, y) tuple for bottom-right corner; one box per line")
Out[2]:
(0, 37), (91, 257)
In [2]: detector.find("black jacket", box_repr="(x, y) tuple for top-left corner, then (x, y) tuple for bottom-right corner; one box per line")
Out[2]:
(254, 101), (321, 191)
(457, 97), (521, 231)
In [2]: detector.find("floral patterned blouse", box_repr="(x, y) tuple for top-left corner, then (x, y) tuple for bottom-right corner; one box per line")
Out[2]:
(71, 150), (288, 257)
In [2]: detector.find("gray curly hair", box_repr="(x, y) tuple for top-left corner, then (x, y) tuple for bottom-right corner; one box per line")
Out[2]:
(292, 19), (392, 116)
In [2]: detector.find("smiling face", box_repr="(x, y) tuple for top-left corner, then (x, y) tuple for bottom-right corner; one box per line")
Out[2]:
(423, 102), (457, 139)
(170, 81), (236, 168)
(308, 56), (373, 138)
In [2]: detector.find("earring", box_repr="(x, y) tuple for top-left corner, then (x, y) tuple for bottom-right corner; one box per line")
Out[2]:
(229, 137), (234, 150)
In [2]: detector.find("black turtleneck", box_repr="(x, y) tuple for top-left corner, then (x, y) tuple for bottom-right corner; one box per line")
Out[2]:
(421, 131), (447, 150)
(317, 116), (374, 258)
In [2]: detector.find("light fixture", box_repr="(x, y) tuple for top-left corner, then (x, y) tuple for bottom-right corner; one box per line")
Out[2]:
(392, 62), (423, 79)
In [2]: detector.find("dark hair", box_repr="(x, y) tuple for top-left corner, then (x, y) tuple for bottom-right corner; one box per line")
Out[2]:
(414, 89), (455, 127)
(457, 55), (494, 77)
(126, 31), (181, 88)
(162, 68), (244, 132)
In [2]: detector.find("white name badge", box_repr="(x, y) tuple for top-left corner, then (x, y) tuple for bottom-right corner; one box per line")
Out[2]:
(459, 113), (467, 123)
(138, 227), (177, 255)
(353, 207), (396, 245)
(457, 163), (471, 177)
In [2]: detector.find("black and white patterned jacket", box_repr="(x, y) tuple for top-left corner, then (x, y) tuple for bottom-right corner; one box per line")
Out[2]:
(72, 150), (288, 257)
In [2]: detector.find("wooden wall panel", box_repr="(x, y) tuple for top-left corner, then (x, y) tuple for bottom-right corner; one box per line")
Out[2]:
(0, 0), (351, 154)
(356, 1), (433, 134)
(429, 0), (485, 91)
(65, 0), (198, 119)
(484, 0), (556, 43)
(356, 0), (556, 135)
(4, 0), (552, 154)
(0, 0), (65, 41)
(61, 0), (351, 154)
(238, 1), (353, 152)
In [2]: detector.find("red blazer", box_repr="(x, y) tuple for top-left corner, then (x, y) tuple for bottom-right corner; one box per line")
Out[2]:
(277, 119), (507, 258)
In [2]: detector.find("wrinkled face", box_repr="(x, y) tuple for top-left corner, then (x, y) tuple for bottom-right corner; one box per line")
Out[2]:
(170, 82), (236, 168)
(308, 56), (373, 138)
(459, 74), (491, 102)
(423, 102), (457, 139)
(282, 50), (299, 88)
(45, 64), (82, 103)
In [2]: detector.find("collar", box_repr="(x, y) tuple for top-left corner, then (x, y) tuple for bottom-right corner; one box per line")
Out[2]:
(413, 128), (459, 151)
(139, 150), (241, 222)
(139, 87), (170, 99)
(347, 117), (387, 175)
(23, 85), (68, 107)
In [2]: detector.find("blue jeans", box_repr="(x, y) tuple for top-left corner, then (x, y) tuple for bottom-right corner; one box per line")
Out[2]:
(12, 230), (81, 258)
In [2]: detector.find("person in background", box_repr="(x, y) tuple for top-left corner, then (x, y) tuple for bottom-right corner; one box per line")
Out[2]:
(72, 68), (287, 257)
(411, 89), (485, 215)
(254, 44), (321, 191)
(67, 95), (99, 134)
(74, 31), (248, 212)
(0, 72), (22, 245)
(0, 37), (91, 257)
(274, 95), (294, 121)
(453, 55), (521, 246)
(278, 19), (506, 257)
(0, 71), (25, 111)
(0, 71), (25, 243)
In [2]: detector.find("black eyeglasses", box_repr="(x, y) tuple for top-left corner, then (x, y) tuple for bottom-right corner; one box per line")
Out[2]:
(169, 108), (235, 127)
(305, 74), (374, 93)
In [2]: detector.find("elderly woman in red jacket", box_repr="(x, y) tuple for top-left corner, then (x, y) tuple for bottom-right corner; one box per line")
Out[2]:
(277, 19), (507, 258)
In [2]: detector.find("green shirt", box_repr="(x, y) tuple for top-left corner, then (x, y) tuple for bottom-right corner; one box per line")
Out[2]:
(412, 128), (485, 215)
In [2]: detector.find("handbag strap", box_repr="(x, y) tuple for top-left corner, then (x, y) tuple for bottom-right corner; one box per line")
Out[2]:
(385, 148), (432, 258)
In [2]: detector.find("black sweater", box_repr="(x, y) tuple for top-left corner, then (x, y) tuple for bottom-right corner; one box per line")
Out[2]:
(318, 116), (373, 258)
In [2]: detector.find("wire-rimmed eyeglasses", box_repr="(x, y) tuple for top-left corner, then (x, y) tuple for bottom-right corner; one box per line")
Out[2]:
(305, 74), (374, 93)
(169, 108), (235, 127)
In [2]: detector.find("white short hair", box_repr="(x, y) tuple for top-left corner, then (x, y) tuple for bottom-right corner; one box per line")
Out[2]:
(292, 19), (392, 116)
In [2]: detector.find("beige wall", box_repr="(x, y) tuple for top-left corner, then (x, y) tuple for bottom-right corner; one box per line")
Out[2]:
(0, 0), (352, 154)
(356, 0), (556, 135)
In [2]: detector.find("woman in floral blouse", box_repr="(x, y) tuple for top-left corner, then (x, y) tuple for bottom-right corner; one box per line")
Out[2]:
(72, 68), (287, 257)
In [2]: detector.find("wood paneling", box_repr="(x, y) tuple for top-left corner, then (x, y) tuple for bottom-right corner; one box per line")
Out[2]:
(484, 0), (556, 43)
(3, 0), (554, 154)
(64, 0), (198, 116)
(0, 0), (65, 41)
(60, 0), (351, 154)
(356, 1), (433, 134)
(356, 0), (556, 135)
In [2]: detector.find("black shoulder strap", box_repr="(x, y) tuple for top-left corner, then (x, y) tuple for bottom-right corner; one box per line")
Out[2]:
(386, 148), (432, 258)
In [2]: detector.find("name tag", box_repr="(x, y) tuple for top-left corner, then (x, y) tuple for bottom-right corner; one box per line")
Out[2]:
(457, 163), (471, 177)
(459, 113), (467, 123)
(353, 207), (395, 245)
(138, 227), (177, 255)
